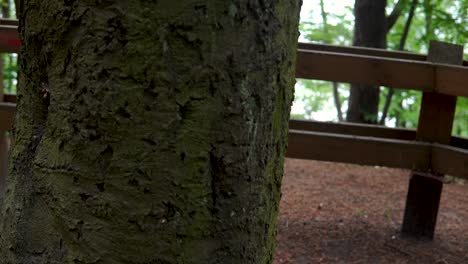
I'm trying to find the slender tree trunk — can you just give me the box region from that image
[380,0,418,125]
[346,0,387,124]
[332,82,344,121]
[386,0,408,33]
[319,0,343,121]
[0,1,301,263]
[319,0,328,33]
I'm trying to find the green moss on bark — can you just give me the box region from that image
[0,1,301,263]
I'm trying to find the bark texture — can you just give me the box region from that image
[346,0,387,124]
[0,1,301,263]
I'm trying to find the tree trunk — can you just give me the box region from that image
[0,1,301,263]
[346,0,387,124]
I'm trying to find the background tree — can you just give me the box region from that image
[346,0,387,124]
[0,1,301,263]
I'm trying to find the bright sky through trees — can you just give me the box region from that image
[300,0,354,41]
[293,1,354,120]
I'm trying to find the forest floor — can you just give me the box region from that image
[274,158,468,264]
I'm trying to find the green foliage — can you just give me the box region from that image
[300,14,353,45]
[1,0,18,94]
[295,1,353,121]
[0,0,16,19]
[294,79,348,121]
[387,0,467,55]
[297,0,468,136]
[379,88,422,128]
[1,54,17,94]
[454,97,468,137]
[385,0,467,132]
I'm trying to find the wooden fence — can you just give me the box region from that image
[290,42,468,179]
[1,19,468,238]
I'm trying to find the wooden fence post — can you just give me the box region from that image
[401,41,464,239]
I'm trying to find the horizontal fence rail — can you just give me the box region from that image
[287,129,468,180]
[298,42,468,67]
[296,49,468,97]
[289,119,468,149]
[287,129,432,171]
[0,18,18,26]
[0,24,20,53]
[432,144,468,180]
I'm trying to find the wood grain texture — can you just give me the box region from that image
[287,130,431,171]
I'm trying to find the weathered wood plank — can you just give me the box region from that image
[416,41,462,146]
[286,129,468,180]
[0,25,20,53]
[296,49,468,97]
[3,94,16,103]
[288,119,468,150]
[296,49,434,91]
[298,42,468,67]
[298,42,427,62]
[289,119,416,140]
[436,64,468,97]
[0,18,18,26]
[286,130,431,171]
[432,144,468,180]
[0,102,16,113]
[416,93,457,143]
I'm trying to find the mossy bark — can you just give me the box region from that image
[0,1,301,263]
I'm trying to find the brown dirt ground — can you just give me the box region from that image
[274,158,468,264]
